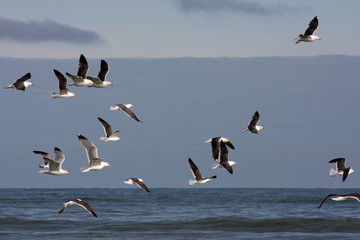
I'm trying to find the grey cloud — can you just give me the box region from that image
[175,0,310,16]
[0,17,102,43]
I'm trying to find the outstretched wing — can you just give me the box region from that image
[304,16,319,36]
[98,117,113,137]
[77,54,89,79]
[77,134,99,163]
[188,158,203,180]
[98,60,109,82]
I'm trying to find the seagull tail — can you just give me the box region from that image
[329,168,338,177]
[240,127,248,133]
[188,179,197,186]
[100,136,108,141]
[109,105,119,111]
[212,162,221,170]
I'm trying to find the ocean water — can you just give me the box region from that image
[1,188,360,239]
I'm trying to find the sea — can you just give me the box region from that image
[1,188,360,240]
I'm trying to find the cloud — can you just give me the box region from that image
[175,0,310,16]
[0,17,102,44]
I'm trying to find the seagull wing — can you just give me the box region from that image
[13,72,31,91]
[53,69,68,93]
[53,147,65,167]
[248,111,260,133]
[188,158,203,180]
[87,76,103,85]
[117,104,142,122]
[77,134,99,164]
[98,60,109,82]
[131,178,150,192]
[318,194,339,209]
[224,140,235,150]
[304,16,319,36]
[219,141,233,174]
[33,150,50,166]
[210,137,221,160]
[77,54,89,79]
[98,117,113,137]
[46,159,61,171]
[58,199,97,217]
[342,168,351,182]
[329,158,346,170]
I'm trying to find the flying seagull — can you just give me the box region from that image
[188,158,216,186]
[39,147,70,175]
[204,137,235,160]
[98,117,120,142]
[33,150,50,168]
[318,193,360,209]
[4,72,33,91]
[241,111,264,134]
[329,158,356,182]
[124,178,150,192]
[58,199,97,218]
[87,59,113,88]
[52,69,76,99]
[77,134,111,172]
[66,54,94,87]
[295,16,322,44]
[110,104,143,123]
[212,141,237,174]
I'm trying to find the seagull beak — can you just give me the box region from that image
[67,172,71,174]
[110,83,114,86]
[234,163,238,165]
[31,84,35,86]
[319,38,322,40]
[109,164,112,167]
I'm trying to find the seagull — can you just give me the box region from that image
[295,16,322,44]
[97,117,120,142]
[33,150,50,168]
[241,111,264,134]
[110,104,143,123]
[329,158,356,182]
[87,59,113,88]
[212,141,237,174]
[124,178,150,192]
[58,198,97,218]
[66,54,94,87]
[77,134,111,172]
[204,137,235,160]
[188,158,216,186]
[4,72,33,91]
[318,193,360,209]
[52,69,76,99]
[39,147,70,175]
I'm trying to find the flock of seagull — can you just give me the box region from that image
[4,16,360,217]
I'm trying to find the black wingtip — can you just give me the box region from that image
[54,146,61,152]
[77,134,87,140]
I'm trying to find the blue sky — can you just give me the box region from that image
[1,0,360,58]
[1,0,360,188]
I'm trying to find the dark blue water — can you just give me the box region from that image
[1,188,360,239]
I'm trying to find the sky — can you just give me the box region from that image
[1,0,360,58]
[1,0,360,188]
